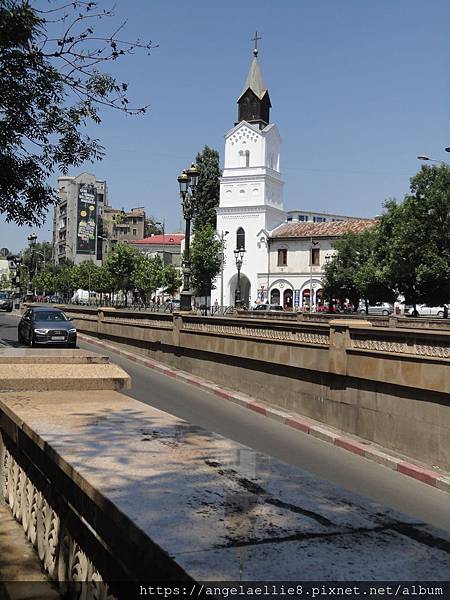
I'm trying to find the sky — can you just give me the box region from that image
[1,0,449,254]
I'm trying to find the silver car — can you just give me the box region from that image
[18,307,77,347]
[407,304,446,318]
[358,302,394,316]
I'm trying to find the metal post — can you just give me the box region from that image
[309,237,313,312]
[180,214,192,311]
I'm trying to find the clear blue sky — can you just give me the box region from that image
[1,0,449,253]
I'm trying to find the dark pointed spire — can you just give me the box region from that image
[236,33,271,129]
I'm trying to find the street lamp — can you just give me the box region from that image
[417,155,449,166]
[178,163,199,312]
[27,234,47,296]
[309,238,319,312]
[233,247,246,308]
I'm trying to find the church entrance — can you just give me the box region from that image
[270,289,280,304]
[229,274,251,308]
[283,289,293,311]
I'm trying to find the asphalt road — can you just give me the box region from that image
[1,311,449,534]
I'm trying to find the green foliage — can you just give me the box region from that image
[192,146,221,231]
[75,260,101,291]
[0,0,155,226]
[190,225,222,298]
[144,216,163,238]
[379,165,450,305]
[31,269,55,294]
[54,264,77,299]
[162,264,181,297]
[103,242,139,304]
[323,164,450,309]
[132,254,164,300]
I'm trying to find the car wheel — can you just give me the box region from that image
[382,310,389,316]
[437,311,444,318]
[358,309,365,314]
[29,333,36,347]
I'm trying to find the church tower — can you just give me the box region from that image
[213,36,286,308]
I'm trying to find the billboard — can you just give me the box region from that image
[76,183,97,254]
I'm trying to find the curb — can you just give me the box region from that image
[81,334,450,494]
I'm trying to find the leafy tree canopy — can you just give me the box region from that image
[190,225,222,299]
[192,146,221,231]
[378,164,450,305]
[0,0,156,226]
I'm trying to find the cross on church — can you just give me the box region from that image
[252,31,261,55]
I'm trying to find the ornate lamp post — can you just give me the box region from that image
[309,237,319,312]
[178,163,199,312]
[27,233,48,296]
[233,247,246,308]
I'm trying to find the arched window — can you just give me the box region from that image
[236,227,245,251]
[239,150,250,167]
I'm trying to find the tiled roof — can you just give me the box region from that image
[271,220,376,239]
[130,234,184,246]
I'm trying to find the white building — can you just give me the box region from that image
[212,46,374,309]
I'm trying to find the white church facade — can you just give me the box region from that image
[211,44,374,309]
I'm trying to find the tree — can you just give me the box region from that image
[132,254,164,303]
[380,165,450,307]
[103,242,138,306]
[31,269,55,295]
[144,216,163,238]
[75,260,101,292]
[192,146,221,231]
[0,0,156,226]
[54,263,77,300]
[190,225,222,310]
[162,264,181,299]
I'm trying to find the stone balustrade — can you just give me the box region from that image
[54,306,450,469]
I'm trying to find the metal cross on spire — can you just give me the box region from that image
[252,31,261,56]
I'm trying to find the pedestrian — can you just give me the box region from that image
[213,298,219,313]
[444,304,449,319]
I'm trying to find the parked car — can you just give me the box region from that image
[46,295,64,304]
[253,304,284,312]
[358,302,394,316]
[407,304,447,318]
[0,291,13,312]
[18,307,77,347]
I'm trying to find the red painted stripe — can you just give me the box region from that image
[214,390,233,400]
[397,462,438,486]
[286,418,310,433]
[335,438,367,456]
[249,403,267,415]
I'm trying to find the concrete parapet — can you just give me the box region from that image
[0,348,130,392]
[2,390,450,588]
[61,307,450,469]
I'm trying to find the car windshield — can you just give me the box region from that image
[33,310,67,322]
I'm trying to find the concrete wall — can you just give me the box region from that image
[64,307,450,469]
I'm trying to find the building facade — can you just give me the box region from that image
[53,172,108,265]
[129,233,184,267]
[101,206,146,258]
[211,46,374,309]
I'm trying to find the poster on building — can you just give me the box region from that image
[76,183,97,254]
[294,289,301,308]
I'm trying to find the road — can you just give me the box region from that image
[1,311,449,535]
